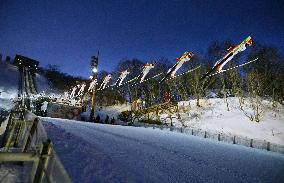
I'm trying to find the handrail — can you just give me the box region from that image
[0,109,72,183]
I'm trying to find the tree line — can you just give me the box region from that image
[40,41,284,111]
[95,41,284,109]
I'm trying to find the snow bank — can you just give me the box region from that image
[174,98,284,145]
[81,103,131,121]
[95,97,284,146]
[95,104,131,119]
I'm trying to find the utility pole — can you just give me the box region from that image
[89,52,99,121]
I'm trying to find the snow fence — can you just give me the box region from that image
[133,122,284,155]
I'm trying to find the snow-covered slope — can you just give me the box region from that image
[170,98,284,145]
[93,98,284,146]
[0,62,19,110]
[35,73,59,95]
[42,118,284,183]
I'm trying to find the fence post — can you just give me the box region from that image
[267,142,271,151]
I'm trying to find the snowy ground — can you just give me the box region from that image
[172,98,284,145]
[87,98,284,146]
[42,117,284,183]
[81,103,131,121]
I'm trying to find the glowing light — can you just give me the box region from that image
[89,76,93,79]
[92,67,98,73]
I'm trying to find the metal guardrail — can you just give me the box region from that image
[0,108,72,183]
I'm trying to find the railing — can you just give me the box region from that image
[0,107,72,183]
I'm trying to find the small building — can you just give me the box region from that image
[14,55,39,72]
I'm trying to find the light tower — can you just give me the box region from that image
[89,52,99,121]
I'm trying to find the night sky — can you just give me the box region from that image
[0,0,283,78]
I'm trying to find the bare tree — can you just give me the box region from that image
[246,71,265,122]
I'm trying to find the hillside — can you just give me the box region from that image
[174,98,284,145]
[35,72,59,95]
[94,97,284,146]
[0,62,19,110]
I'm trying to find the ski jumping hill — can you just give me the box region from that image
[0,62,19,110]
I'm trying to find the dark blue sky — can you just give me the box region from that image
[0,0,283,78]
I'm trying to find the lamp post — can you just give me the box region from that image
[89,53,99,121]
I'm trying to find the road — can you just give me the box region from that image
[41,118,284,183]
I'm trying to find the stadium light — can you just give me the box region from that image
[92,67,98,73]
[89,52,99,121]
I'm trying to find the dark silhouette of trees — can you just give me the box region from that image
[246,43,284,102]
[40,64,86,91]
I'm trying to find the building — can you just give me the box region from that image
[14,55,39,72]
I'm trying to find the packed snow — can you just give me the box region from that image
[42,117,284,183]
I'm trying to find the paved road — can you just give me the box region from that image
[42,118,284,183]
